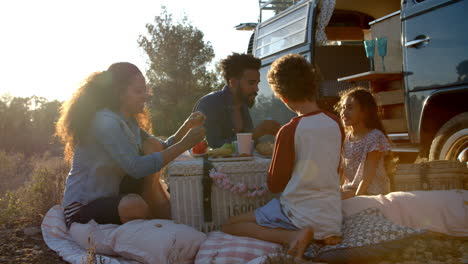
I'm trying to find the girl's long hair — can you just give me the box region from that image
[56,62,151,162]
[335,87,397,179]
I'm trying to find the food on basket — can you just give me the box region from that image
[207,147,233,157]
[256,141,274,156]
[207,142,255,159]
[192,141,208,154]
[220,142,236,153]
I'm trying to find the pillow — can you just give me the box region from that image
[195,231,281,264]
[342,190,468,237]
[305,208,426,264]
[69,220,118,256]
[381,190,467,237]
[105,219,207,264]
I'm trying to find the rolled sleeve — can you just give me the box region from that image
[165,135,175,147]
[140,129,174,148]
[94,113,164,179]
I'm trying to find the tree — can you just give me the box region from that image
[138,7,221,136]
[0,95,62,156]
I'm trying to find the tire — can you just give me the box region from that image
[429,112,468,161]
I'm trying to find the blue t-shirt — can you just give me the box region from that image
[193,86,253,148]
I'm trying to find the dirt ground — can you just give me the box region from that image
[0,219,66,264]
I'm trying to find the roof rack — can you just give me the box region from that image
[259,0,299,22]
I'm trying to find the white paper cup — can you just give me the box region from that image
[237,133,253,154]
[234,139,255,154]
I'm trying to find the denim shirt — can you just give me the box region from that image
[62,109,173,207]
[193,86,253,148]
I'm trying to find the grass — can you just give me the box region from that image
[0,151,69,225]
[82,237,107,264]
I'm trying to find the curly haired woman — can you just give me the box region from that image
[56,62,205,228]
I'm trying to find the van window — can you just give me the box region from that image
[255,5,309,58]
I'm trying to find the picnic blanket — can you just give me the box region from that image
[41,205,206,264]
[41,205,137,264]
[42,190,467,263]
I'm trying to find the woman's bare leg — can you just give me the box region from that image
[118,193,149,223]
[141,137,171,219]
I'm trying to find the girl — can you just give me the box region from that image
[56,62,206,228]
[336,87,393,200]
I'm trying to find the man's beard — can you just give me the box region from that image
[235,86,257,108]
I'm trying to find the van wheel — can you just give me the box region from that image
[429,112,468,162]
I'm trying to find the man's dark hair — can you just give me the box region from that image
[220,53,261,83]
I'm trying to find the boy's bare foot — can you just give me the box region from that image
[323,236,342,245]
[287,228,313,258]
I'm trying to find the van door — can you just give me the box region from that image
[401,0,468,142]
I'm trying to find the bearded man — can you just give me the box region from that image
[193,53,281,148]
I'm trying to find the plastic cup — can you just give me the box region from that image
[234,140,254,154]
[237,133,253,154]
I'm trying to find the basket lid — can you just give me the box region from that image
[168,158,271,176]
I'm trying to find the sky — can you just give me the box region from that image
[0,0,261,101]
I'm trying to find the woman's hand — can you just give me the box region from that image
[181,126,206,149]
[171,112,206,145]
[184,111,206,129]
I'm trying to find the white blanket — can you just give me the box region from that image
[41,205,138,264]
[41,205,206,264]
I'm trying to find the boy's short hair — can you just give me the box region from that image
[220,53,261,83]
[267,54,318,102]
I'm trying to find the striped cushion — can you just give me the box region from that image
[195,231,281,264]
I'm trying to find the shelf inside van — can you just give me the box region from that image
[337,71,402,82]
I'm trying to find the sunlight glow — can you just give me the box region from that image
[0,0,258,101]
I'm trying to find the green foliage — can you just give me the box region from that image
[0,95,62,155]
[0,150,31,194]
[0,153,69,224]
[138,6,222,136]
[0,191,22,223]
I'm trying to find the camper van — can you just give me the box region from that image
[243,0,468,161]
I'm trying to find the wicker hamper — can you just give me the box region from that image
[392,160,468,192]
[166,157,275,232]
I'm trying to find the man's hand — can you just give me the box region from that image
[185,111,206,129]
[253,120,281,139]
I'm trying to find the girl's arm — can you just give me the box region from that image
[355,150,383,196]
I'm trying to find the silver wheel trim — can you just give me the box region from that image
[439,128,468,161]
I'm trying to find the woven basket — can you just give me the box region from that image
[392,160,468,191]
[166,158,275,232]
